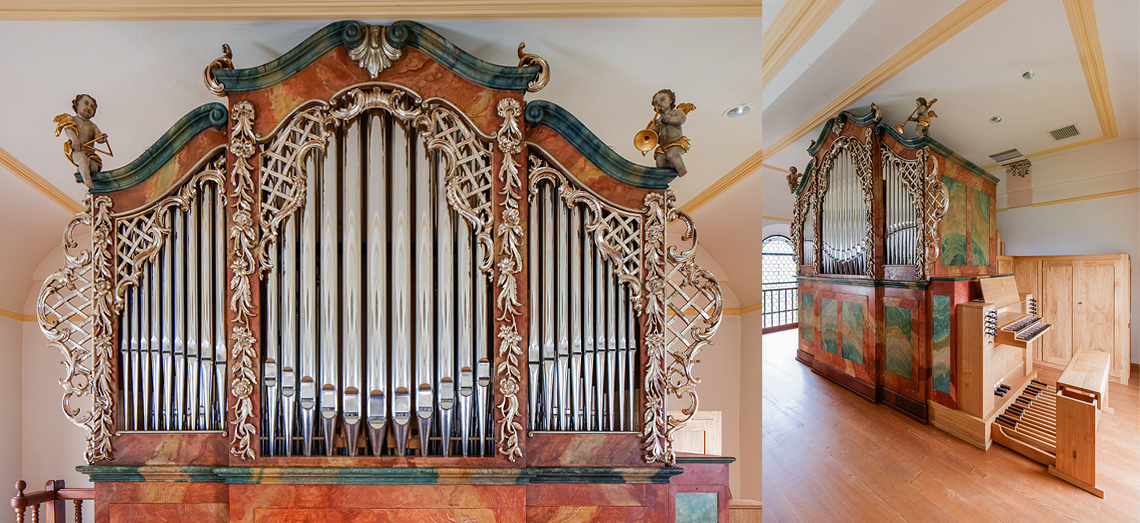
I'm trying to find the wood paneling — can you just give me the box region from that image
[669,411,723,456]
[1042,261,1074,366]
[1075,260,1115,357]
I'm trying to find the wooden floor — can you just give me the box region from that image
[762,329,1140,522]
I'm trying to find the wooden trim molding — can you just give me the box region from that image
[762,215,792,222]
[0,1,762,20]
[0,146,84,215]
[996,188,1138,212]
[761,0,842,88]
[765,0,1006,160]
[762,163,790,174]
[0,307,36,322]
[1064,0,1116,140]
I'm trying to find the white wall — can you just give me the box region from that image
[998,192,1140,363]
[690,315,743,494]
[738,310,763,503]
[0,316,23,490]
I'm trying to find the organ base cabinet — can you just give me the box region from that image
[35,21,730,522]
[1005,254,1131,385]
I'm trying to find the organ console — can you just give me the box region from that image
[36,21,729,521]
[793,105,1107,496]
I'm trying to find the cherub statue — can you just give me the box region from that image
[54,94,112,188]
[786,166,802,192]
[897,97,938,138]
[650,89,695,177]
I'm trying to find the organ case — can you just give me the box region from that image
[36,21,727,522]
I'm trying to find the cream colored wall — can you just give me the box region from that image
[0,316,24,489]
[689,315,742,494]
[738,310,763,502]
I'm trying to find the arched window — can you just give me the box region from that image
[762,235,799,329]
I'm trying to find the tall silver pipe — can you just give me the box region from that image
[475,239,491,454]
[213,186,226,432]
[593,244,605,431]
[540,183,556,430]
[199,191,214,432]
[299,152,319,455]
[569,204,583,430]
[626,294,637,429]
[342,120,363,456]
[319,141,340,455]
[555,195,570,431]
[146,261,158,431]
[582,218,596,432]
[186,198,200,431]
[280,216,298,455]
[122,289,134,430]
[161,211,174,431]
[615,278,627,431]
[606,261,617,431]
[457,217,474,455]
[414,137,434,456]
[173,209,186,432]
[264,239,279,454]
[391,121,412,456]
[527,188,541,431]
[365,113,389,456]
[436,154,456,457]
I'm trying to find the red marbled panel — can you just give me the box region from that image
[109,503,228,523]
[881,287,929,402]
[255,508,500,523]
[526,506,656,523]
[526,483,661,507]
[228,484,526,523]
[526,125,658,211]
[109,130,226,213]
[109,433,228,466]
[95,482,228,523]
[930,158,998,278]
[671,459,732,522]
[524,433,648,467]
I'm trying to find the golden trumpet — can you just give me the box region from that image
[634,117,658,155]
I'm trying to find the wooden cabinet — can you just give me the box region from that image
[1010,254,1131,385]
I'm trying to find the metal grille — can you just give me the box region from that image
[762,235,798,328]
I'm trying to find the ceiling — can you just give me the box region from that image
[761,0,1139,229]
[0,6,763,313]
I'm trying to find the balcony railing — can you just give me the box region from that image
[11,480,93,523]
[761,284,799,330]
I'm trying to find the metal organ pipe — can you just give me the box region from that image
[365,113,388,457]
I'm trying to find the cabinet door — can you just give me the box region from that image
[1075,260,1116,366]
[1013,259,1040,298]
[1041,261,1073,366]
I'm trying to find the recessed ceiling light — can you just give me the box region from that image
[990,116,1002,123]
[723,104,751,118]
[1022,70,1036,80]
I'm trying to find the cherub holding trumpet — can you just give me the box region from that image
[895,97,938,138]
[636,89,695,177]
[54,94,112,188]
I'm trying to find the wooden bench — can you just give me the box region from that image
[1049,349,1111,497]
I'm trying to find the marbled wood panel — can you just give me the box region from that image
[675,492,718,523]
[820,298,839,356]
[930,294,953,399]
[969,187,990,266]
[109,433,228,466]
[109,503,228,523]
[95,483,228,523]
[881,290,928,403]
[527,506,657,523]
[931,160,997,278]
[801,293,815,342]
[884,305,912,379]
[524,433,646,467]
[252,456,507,468]
[526,125,656,210]
[229,484,526,523]
[671,460,730,522]
[526,483,662,507]
[110,132,226,212]
[840,302,864,364]
[940,175,968,267]
[256,508,499,523]
[242,47,501,139]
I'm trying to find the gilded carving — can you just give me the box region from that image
[348,24,403,79]
[640,192,669,464]
[228,100,259,460]
[494,98,525,461]
[204,44,235,97]
[516,43,550,93]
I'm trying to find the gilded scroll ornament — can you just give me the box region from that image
[516,43,550,93]
[204,44,235,97]
[229,100,259,460]
[494,98,525,461]
[640,192,670,464]
[663,205,723,454]
[348,24,403,79]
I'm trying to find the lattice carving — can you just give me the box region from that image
[882,146,931,279]
[663,204,723,458]
[527,154,644,306]
[815,135,876,278]
[257,106,329,272]
[113,158,226,307]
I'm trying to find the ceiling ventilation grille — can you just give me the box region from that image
[1048,124,1080,141]
[989,148,1023,164]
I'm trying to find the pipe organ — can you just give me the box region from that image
[794,105,1105,495]
[37,21,730,522]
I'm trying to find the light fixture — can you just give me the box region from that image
[1022,70,1036,80]
[723,103,751,118]
[990,116,1002,123]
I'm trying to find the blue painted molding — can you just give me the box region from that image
[792,159,813,196]
[525,100,677,189]
[84,103,228,194]
[676,455,736,464]
[77,465,225,483]
[212,20,543,94]
[806,108,880,156]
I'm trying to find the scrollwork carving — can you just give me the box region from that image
[640,192,670,464]
[348,24,403,79]
[494,98,525,461]
[228,100,259,460]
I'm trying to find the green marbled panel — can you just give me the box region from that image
[932,295,953,395]
[675,492,718,523]
[940,175,968,266]
[801,294,815,342]
[884,306,913,379]
[821,298,839,355]
[970,188,991,266]
[841,302,864,364]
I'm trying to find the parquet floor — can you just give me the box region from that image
[762,329,1140,522]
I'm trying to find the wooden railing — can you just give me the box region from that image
[10,480,93,523]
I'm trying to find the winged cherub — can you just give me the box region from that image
[650,89,695,177]
[54,94,112,188]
